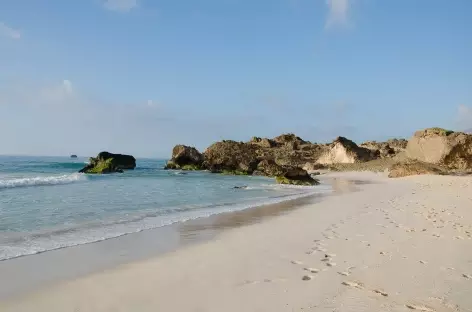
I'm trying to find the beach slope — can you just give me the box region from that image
[2,172,472,312]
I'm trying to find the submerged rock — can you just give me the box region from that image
[79,152,136,174]
[406,128,472,169]
[165,145,204,170]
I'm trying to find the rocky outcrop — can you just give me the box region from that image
[203,140,259,174]
[386,138,408,151]
[388,161,446,178]
[273,133,307,145]
[165,145,204,170]
[276,167,319,186]
[249,137,276,148]
[79,152,136,174]
[359,139,407,159]
[70,155,78,158]
[316,137,377,165]
[254,159,285,177]
[406,128,472,169]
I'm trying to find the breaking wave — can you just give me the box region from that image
[0,173,86,189]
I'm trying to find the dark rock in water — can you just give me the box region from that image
[165,145,204,170]
[276,166,319,186]
[79,152,136,174]
[70,155,78,158]
[233,185,248,189]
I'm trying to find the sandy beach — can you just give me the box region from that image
[1,172,472,312]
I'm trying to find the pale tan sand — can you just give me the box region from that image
[2,172,472,312]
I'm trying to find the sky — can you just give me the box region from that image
[0,0,471,157]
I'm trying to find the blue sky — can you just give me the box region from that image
[0,0,471,157]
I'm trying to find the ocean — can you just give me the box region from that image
[0,156,330,261]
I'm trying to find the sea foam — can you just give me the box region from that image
[0,173,85,189]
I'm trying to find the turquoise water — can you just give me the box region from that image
[0,156,329,261]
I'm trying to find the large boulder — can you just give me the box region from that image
[316,137,377,165]
[255,159,285,176]
[79,152,136,174]
[276,167,319,186]
[203,140,259,174]
[406,128,472,169]
[165,145,204,170]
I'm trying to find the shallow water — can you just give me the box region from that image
[0,156,330,260]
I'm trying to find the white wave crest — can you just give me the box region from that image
[0,173,85,189]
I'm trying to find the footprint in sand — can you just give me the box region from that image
[291,260,303,265]
[405,304,435,311]
[341,280,364,289]
[304,268,320,274]
[419,260,427,264]
[462,273,472,279]
[372,289,389,297]
[326,262,336,267]
[302,275,313,281]
[337,271,350,276]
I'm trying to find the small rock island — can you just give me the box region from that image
[79,152,136,174]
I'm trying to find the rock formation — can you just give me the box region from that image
[406,128,472,169]
[165,145,204,170]
[203,140,259,174]
[165,135,324,185]
[79,152,136,174]
[70,155,78,158]
[254,159,285,177]
[276,167,319,186]
[316,137,376,165]
[388,160,445,178]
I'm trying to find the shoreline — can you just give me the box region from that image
[0,176,342,300]
[2,172,472,311]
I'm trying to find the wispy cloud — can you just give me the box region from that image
[103,0,138,12]
[0,22,21,39]
[325,0,350,29]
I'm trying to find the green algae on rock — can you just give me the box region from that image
[79,152,136,174]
